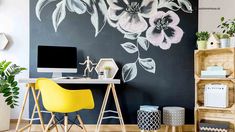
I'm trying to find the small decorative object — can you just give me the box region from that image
[207,33,220,49]
[98,71,104,79]
[163,107,185,132]
[218,17,235,47]
[196,31,210,50]
[79,56,97,77]
[95,58,119,79]
[137,109,161,132]
[0,33,9,50]
[219,34,230,48]
[199,120,229,132]
[103,66,111,79]
[201,66,231,78]
[204,84,228,108]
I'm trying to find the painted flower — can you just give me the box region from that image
[107,0,157,34]
[146,11,184,50]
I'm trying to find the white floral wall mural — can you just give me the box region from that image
[35,0,193,82]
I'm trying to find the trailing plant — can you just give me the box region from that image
[0,60,26,108]
[196,31,210,41]
[218,17,235,37]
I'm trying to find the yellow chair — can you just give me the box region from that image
[36,78,95,132]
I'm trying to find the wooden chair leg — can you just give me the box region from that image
[52,114,59,132]
[44,114,55,132]
[165,125,169,132]
[77,114,87,132]
[172,126,176,132]
[64,114,68,132]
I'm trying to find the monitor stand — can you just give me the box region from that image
[52,72,62,78]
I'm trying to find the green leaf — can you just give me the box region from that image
[7,76,14,83]
[5,96,12,102]
[3,92,11,97]
[13,96,19,99]
[11,81,17,87]
[13,92,19,95]
[7,100,13,105]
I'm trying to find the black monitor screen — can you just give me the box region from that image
[37,46,77,68]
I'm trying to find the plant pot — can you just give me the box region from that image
[230,37,235,47]
[220,39,229,48]
[0,94,10,131]
[104,70,110,79]
[197,41,207,50]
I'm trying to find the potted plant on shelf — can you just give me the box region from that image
[0,60,26,131]
[219,34,230,48]
[218,17,235,47]
[196,31,210,50]
[103,66,112,79]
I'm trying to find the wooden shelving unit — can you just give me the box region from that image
[194,48,235,132]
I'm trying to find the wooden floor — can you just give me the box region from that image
[6,122,195,132]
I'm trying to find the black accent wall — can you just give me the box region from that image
[30,0,198,124]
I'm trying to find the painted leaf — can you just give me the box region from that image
[124,33,139,40]
[178,0,192,13]
[164,2,180,11]
[83,0,92,7]
[139,58,156,73]
[90,0,107,37]
[121,42,138,54]
[122,63,137,82]
[36,0,56,21]
[52,1,66,32]
[137,37,149,51]
[66,0,87,14]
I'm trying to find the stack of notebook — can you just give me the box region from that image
[139,105,159,112]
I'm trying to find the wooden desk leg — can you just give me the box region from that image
[111,84,126,132]
[95,84,112,132]
[28,91,41,132]
[15,86,30,131]
[31,88,45,131]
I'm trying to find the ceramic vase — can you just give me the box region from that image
[230,37,235,47]
[197,41,207,50]
[0,94,10,131]
[220,39,229,48]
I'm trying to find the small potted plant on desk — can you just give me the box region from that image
[218,17,235,47]
[196,31,210,50]
[103,66,112,79]
[0,60,26,131]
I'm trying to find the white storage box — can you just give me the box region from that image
[204,84,229,108]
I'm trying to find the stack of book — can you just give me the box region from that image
[139,105,159,112]
[201,66,231,78]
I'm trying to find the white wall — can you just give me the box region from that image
[0,0,29,119]
[199,0,235,31]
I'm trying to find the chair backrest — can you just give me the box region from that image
[36,78,95,113]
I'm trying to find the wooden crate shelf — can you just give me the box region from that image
[195,48,235,132]
[195,79,235,109]
[194,48,235,78]
[195,109,235,132]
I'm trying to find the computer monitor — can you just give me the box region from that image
[37,45,77,78]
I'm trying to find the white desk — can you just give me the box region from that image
[16,78,126,132]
